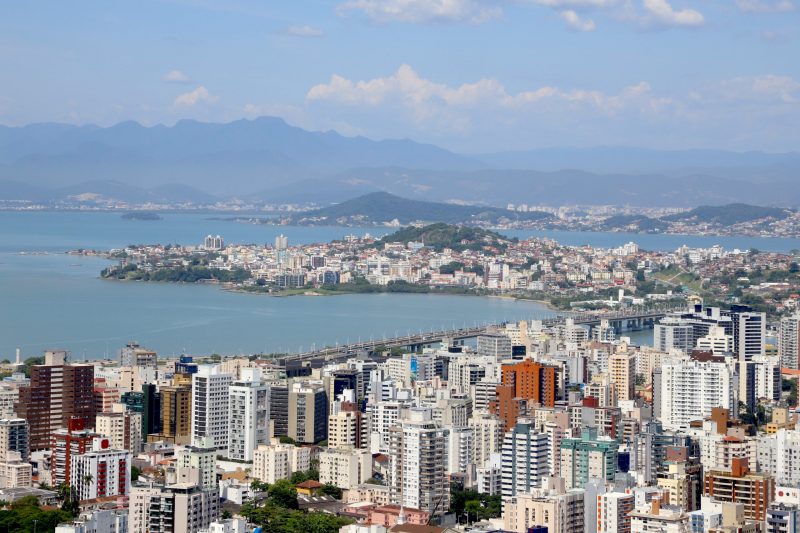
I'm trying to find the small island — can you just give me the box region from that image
[121,212,162,221]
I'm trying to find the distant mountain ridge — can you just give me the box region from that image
[0,118,480,195]
[0,117,799,207]
[287,192,553,225]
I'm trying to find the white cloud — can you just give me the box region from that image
[286,25,324,36]
[336,0,502,23]
[532,0,615,6]
[163,70,192,84]
[642,0,704,26]
[560,9,596,30]
[306,64,664,128]
[736,0,794,12]
[719,75,800,103]
[173,86,218,107]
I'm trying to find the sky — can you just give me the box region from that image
[1,0,799,152]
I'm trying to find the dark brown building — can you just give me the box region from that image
[15,350,95,451]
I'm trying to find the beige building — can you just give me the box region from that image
[345,483,391,506]
[502,477,584,533]
[609,352,636,402]
[96,407,143,454]
[287,382,328,444]
[0,451,32,488]
[469,411,503,468]
[328,408,365,449]
[656,461,701,512]
[220,357,255,379]
[252,440,311,484]
[319,447,371,489]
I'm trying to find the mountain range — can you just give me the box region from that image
[1,117,799,207]
[286,192,553,225]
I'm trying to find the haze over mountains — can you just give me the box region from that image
[1,117,799,208]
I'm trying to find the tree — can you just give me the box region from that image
[131,466,141,482]
[319,483,342,499]
[57,483,79,517]
[290,471,309,485]
[251,479,270,493]
[268,479,299,509]
[0,495,75,532]
[465,500,481,525]
[221,509,232,519]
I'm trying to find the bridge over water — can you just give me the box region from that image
[279,305,685,366]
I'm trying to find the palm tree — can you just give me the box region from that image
[83,474,93,486]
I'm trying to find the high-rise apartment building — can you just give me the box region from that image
[191,365,232,451]
[287,382,327,444]
[70,437,131,501]
[252,440,311,484]
[319,447,371,489]
[0,418,29,461]
[779,314,800,370]
[598,492,635,533]
[560,427,619,489]
[697,326,734,355]
[654,321,694,353]
[388,409,450,514]
[477,334,512,360]
[16,350,95,451]
[469,411,503,468]
[609,352,636,402]
[500,419,551,500]
[659,357,738,431]
[177,437,217,490]
[52,417,101,487]
[227,368,270,461]
[119,342,158,368]
[726,306,766,362]
[704,458,774,521]
[96,407,143,455]
[269,385,289,438]
[129,477,219,533]
[154,385,191,445]
[490,359,558,430]
[757,429,800,487]
[328,401,366,449]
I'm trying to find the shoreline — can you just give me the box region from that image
[101,276,566,311]
[1,208,796,240]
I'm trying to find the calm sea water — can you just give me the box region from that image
[6,210,787,359]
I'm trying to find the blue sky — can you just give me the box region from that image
[1,0,799,152]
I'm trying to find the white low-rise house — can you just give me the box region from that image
[55,509,128,533]
[218,477,251,505]
[198,517,247,533]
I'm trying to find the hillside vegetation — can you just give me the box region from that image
[289,192,552,226]
[375,223,514,252]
